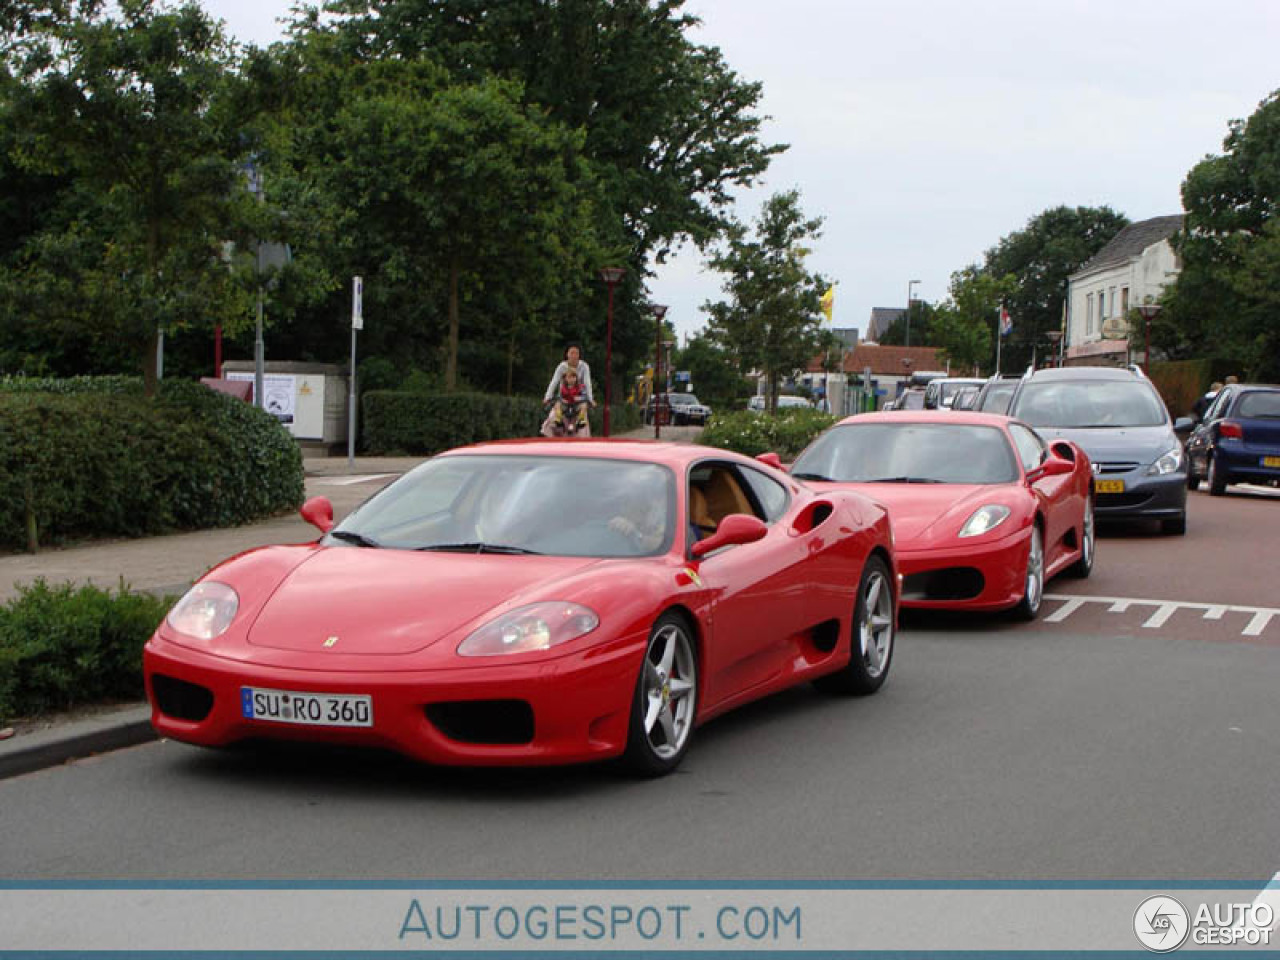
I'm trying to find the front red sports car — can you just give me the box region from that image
[145,440,900,773]
[790,411,1093,618]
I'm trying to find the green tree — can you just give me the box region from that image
[3,0,256,394]
[877,300,937,346]
[982,205,1129,371]
[1165,89,1280,380]
[674,332,753,410]
[703,190,828,412]
[927,267,1014,373]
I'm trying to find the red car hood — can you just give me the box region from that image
[247,548,601,655]
[835,483,1014,547]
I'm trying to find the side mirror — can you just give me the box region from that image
[1025,456,1073,484]
[300,496,335,534]
[755,452,784,471]
[1173,416,1195,437]
[691,513,768,558]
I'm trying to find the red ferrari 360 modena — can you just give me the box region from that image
[789,412,1094,619]
[144,440,897,776]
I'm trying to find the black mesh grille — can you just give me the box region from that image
[151,674,214,722]
[426,700,535,745]
[902,567,985,601]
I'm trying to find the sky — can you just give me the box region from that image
[199,0,1280,341]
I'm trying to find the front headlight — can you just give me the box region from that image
[457,602,599,657]
[166,582,239,640]
[1146,445,1184,476]
[958,505,1012,538]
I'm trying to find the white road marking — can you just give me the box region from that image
[312,474,398,486]
[1045,597,1086,623]
[1044,593,1280,638]
[1143,604,1179,629]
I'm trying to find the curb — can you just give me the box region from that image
[0,704,156,780]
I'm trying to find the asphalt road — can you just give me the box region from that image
[2,485,1278,880]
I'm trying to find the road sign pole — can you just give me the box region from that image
[348,276,363,469]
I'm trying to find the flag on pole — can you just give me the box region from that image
[820,285,835,322]
[999,304,1013,337]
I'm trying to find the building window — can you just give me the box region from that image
[1086,294,1094,335]
[1121,287,1129,317]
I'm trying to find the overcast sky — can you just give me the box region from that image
[201,0,1280,340]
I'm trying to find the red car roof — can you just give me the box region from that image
[836,411,1016,428]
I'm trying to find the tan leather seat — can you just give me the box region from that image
[703,469,753,524]
[689,486,716,537]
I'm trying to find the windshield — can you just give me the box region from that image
[1237,390,1280,419]
[977,382,1016,414]
[329,455,675,557]
[941,381,982,402]
[1012,380,1167,428]
[792,423,1019,484]
[669,394,699,405]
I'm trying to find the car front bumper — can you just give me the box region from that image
[1093,469,1186,520]
[144,631,645,766]
[896,525,1032,612]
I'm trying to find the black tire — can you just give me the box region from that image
[1011,524,1045,621]
[1067,498,1095,578]
[814,555,894,696]
[1162,514,1187,536]
[622,612,698,777]
[1207,452,1228,496]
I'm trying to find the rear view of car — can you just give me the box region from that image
[1186,384,1280,494]
[1006,366,1190,535]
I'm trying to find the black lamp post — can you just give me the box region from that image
[598,267,626,436]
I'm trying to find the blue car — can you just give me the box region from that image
[1186,384,1280,495]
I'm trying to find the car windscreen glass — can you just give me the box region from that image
[329,455,675,557]
[1237,391,1280,419]
[791,423,1019,484]
[977,382,1016,414]
[1012,381,1167,428]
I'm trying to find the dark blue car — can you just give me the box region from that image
[1186,384,1280,495]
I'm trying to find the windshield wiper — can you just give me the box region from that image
[416,542,543,555]
[791,471,834,482]
[867,476,945,484]
[329,530,383,548]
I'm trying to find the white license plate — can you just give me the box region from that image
[241,687,373,727]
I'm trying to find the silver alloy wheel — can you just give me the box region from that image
[859,567,894,680]
[642,622,696,760]
[1024,526,1044,612]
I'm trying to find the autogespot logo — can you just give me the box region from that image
[1134,895,1190,952]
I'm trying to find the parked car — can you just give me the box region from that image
[885,388,925,411]
[790,411,1093,620]
[1004,365,1192,535]
[923,377,985,410]
[645,392,711,425]
[747,395,811,413]
[145,440,897,776]
[972,376,1019,415]
[950,386,980,411]
[1186,383,1280,495]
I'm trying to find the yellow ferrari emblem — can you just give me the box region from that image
[683,568,703,588]
[323,635,339,648]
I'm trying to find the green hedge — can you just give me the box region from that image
[0,580,172,721]
[1149,358,1238,419]
[361,391,641,455]
[699,408,838,459]
[0,377,304,550]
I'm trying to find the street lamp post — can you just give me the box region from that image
[652,304,668,439]
[1135,304,1161,373]
[906,280,921,347]
[598,267,626,437]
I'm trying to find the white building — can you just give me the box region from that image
[1064,215,1183,367]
